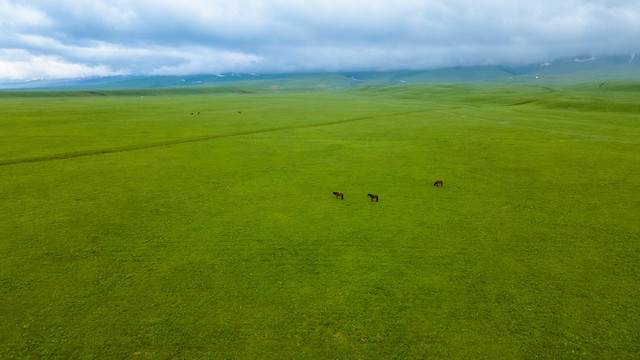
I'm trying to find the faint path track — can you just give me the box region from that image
[0,110,425,166]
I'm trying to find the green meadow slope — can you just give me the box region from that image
[1,84,639,358]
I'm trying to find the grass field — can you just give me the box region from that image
[1,83,639,359]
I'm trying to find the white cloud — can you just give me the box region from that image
[1,0,639,80]
[0,0,52,28]
[0,49,124,79]
[147,47,264,75]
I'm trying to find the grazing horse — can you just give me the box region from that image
[333,192,344,200]
[433,180,443,187]
[367,194,379,202]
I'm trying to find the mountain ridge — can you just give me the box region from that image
[1,55,638,91]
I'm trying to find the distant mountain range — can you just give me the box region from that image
[2,55,638,91]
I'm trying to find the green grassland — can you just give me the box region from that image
[1,83,639,359]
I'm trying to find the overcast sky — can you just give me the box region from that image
[1,0,639,80]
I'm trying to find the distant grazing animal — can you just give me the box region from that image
[367,194,379,202]
[333,192,344,200]
[433,180,443,187]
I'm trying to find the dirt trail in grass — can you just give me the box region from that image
[0,110,425,166]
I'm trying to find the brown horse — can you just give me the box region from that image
[367,194,379,202]
[433,180,443,187]
[333,192,344,199]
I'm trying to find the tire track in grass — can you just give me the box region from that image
[0,110,426,166]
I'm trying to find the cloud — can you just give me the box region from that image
[1,0,639,80]
[146,47,264,76]
[0,0,52,28]
[0,49,124,80]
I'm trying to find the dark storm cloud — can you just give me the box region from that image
[1,0,639,80]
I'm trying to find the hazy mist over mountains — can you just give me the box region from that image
[2,54,638,91]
